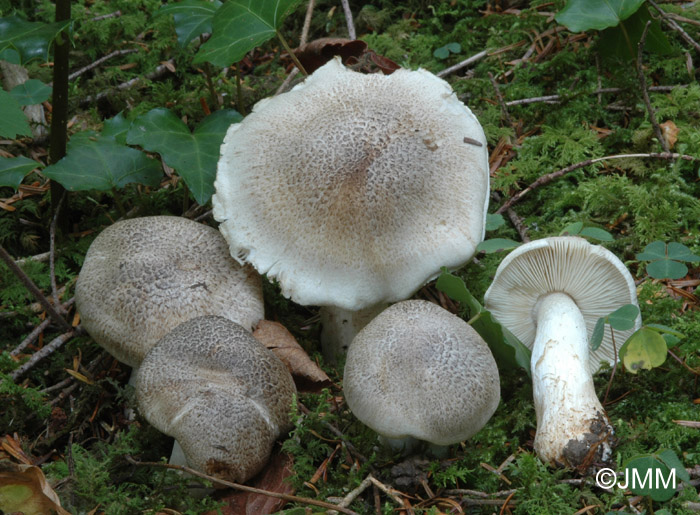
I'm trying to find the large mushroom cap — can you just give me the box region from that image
[75,216,264,367]
[483,236,641,374]
[214,58,489,311]
[135,315,296,483]
[343,300,500,446]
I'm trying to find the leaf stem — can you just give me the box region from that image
[276,30,307,76]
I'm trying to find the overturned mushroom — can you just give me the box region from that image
[213,58,489,361]
[483,236,641,469]
[75,216,264,370]
[343,300,500,453]
[135,315,296,483]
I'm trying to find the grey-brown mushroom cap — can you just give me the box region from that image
[343,300,500,446]
[213,58,489,311]
[134,315,296,483]
[75,216,264,367]
[483,236,641,375]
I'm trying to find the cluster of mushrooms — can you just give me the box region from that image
[74,58,642,485]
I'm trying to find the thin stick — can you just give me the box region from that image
[368,476,404,506]
[333,474,373,510]
[300,0,316,47]
[602,327,619,406]
[495,152,699,214]
[491,192,530,242]
[505,85,684,107]
[90,10,121,22]
[648,0,700,53]
[488,72,515,131]
[275,66,300,95]
[80,59,176,105]
[277,31,308,76]
[11,329,78,381]
[437,49,489,78]
[0,245,72,332]
[124,456,358,515]
[340,0,356,40]
[49,192,65,312]
[67,49,138,82]
[11,318,52,356]
[637,21,670,153]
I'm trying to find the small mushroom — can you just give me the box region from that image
[483,236,641,468]
[134,315,296,483]
[213,58,489,361]
[343,300,500,453]
[75,216,264,370]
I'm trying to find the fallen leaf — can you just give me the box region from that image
[660,120,679,149]
[253,320,330,392]
[0,461,70,515]
[294,38,399,75]
[0,435,33,465]
[208,451,295,515]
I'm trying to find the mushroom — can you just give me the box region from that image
[134,315,296,483]
[75,216,264,373]
[343,300,500,453]
[213,58,489,361]
[483,236,641,468]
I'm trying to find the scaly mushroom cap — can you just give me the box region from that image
[344,300,500,445]
[135,315,296,483]
[213,58,489,311]
[483,236,641,374]
[75,216,264,367]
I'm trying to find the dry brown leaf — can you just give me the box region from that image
[660,120,679,149]
[0,435,33,465]
[208,452,295,515]
[253,320,330,392]
[0,461,70,515]
[294,38,399,75]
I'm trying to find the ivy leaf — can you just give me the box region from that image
[436,269,531,375]
[194,0,304,67]
[9,79,51,106]
[159,0,223,47]
[0,89,31,138]
[619,327,667,374]
[101,113,132,145]
[126,108,242,204]
[0,15,71,64]
[476,238,520,254]
[598,7,672,60]
[0,156,39,189]
[555,0,646,32]
[42,135,162,191]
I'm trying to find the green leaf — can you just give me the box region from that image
[126,108,242,204]
[159,0,223,47]
[623,454,677,501]
[436,269,531,375]
[636,240,667,261]
[607,304,640,331]
[579,226,614,241]
[555,0,646,32]
[445,42,461,53]
[476,238,520,254]
[433,46,449,60]
[0,47,20,64]
[646,259,687,280]
[42,135,162,191]
[0,15,71,64]
[0,156,39,189]
[666,242,700,263]
[560,221,583,235]
[9,79,51,106]
[657,449,690,482]
[590,317,605,351]
[598,7,672,60]
[0,89,31,138]
[645,323,684,339]
[619,327,667,374]
[194,0,304,67]
[101,113,132,145]
[485,213,506,231]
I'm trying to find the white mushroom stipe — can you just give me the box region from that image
[213,58,489,361]
[484,236,641,469]
[319,303,387,362]
[530,293,613,467]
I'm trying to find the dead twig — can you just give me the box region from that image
[67,49,138,82]
[80,59,176,106]
[90,10,121,22]
[125,456,359,515]
[11,328,81,381]
[495,153,699,214]
[49,192,65,312]
[491,192,530,242]
[505,85,684,107]
[300,0,315,47]
[10,317,52,356]
[368,476,404,506]
[0,245,72,332]
[437,49,489,78]
[648,0,700,54]
[330,474,374,512]
[340,0,356,40]
[637,21,670,153]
